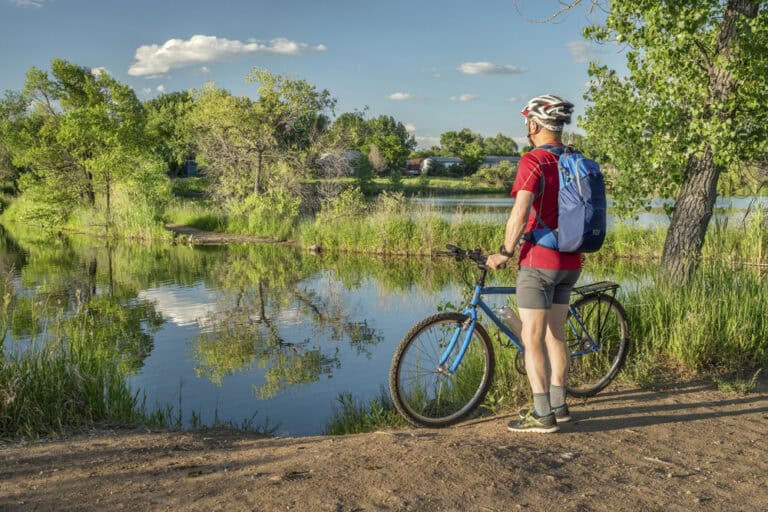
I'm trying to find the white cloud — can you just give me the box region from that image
[513,136,530,147]
[141,88,152,96]
[450,94,478,102]
[404,123,416,132]
[90,67,110,78]
[200,66,210,73]
[128,35,327,77]
[458,62,527,75]
[15,0,47,7]
[156,84,166,93]
[415,135,440,148]
[567,41,606,64]
[506,96,520,103]
[388,92,417,101]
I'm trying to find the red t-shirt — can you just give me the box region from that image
[511,145,582,270]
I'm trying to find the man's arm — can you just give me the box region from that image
[487,190,534,270]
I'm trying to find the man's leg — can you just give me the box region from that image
[545,303,570,416]
[545,303,570,390]
[508,267,559,432]
[518,307,550,396]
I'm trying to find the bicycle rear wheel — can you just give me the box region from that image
[566,294,629,397]
[389,312,495,427]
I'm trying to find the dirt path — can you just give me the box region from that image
[2,379,767,512]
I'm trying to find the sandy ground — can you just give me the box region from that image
[2,379,767,512]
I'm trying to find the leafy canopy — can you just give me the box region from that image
[582,0,768,215]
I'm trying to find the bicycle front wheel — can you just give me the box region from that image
[566,294,629,398]
[389,312,495,427]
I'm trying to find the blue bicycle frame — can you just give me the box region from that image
[438,282,601,375]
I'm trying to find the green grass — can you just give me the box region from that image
[324,389,408,435]
[171,176,211,197]
[164,198,228,231]
[712,369,762,395]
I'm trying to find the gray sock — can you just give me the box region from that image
[550,385,566,409]
[533,393,551,417]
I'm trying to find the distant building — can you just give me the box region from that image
[481,155,521,168]
[405,157,426,175]
[420,157,464,174]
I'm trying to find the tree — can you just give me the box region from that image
[483,133,519,156]
[362,115,416,174]
[4,59,165,229]
[144,91,196,176]
[439,128,485,173]
[0,91,27,193]
[582,0,767,282]
[191,69,335,199]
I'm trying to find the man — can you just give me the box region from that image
[486,94,581,433]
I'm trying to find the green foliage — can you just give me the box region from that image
[471,160,518,189]
[227,188,301,240]
[483,133,519,156]
[582,1,768,216]
[351,155,376,195]
[320,186,368,220]
[191,69,336,201]
[440,128,484,173]
[144,91,196,176]
[0,59,167,234]
[331,112,416,175]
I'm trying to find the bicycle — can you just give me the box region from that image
[389,244,629,427]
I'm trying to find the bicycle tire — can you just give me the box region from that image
[566,294,629,398]
[389,312,495,427]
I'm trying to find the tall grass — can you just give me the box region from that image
[622,260,768,377]
[164,198,228,231]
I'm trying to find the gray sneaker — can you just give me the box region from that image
[507,409,559,433]
[519,404,571,423]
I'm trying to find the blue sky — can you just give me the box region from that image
[1,0,625,147]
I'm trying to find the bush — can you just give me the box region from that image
[227,189,301,240]
[471,161,517,189]
[320,186,368,221]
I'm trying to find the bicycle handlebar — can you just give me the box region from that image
[444,244,505,270]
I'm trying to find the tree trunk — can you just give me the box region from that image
[661,146,721,282]
[254,151,263,196]
[84,169,96,206]
[660,0,758,284]
[105,172,111,237]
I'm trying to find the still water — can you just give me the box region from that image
[0,227,645,436]
[410,195,768,227]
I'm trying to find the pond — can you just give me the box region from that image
[0,226,646,436]
[409,195,768,228]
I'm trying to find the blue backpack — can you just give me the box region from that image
[523,145,607,253]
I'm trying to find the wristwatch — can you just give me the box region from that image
[499,244,514,257]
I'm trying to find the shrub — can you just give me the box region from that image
[227,189,301,240]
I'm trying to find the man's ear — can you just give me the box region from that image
[528,119,540,133]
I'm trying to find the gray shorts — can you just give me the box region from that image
[516,266,581,309]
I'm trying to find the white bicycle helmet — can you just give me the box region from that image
[521,94,574,131]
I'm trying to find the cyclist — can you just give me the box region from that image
[486,94,580,433]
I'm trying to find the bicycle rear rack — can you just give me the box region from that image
[573,280,619,298]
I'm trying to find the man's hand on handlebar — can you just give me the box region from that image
[486,253,511,270]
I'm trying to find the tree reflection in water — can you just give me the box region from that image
[192,245,385,399]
